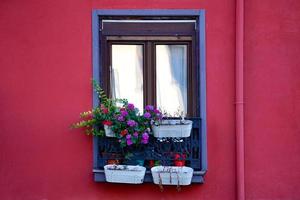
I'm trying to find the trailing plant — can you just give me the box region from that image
[71,80,163,148]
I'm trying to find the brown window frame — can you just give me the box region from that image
[101,21,199,117]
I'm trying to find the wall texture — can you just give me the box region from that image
[244,0,300,199]
[0,0,299,199]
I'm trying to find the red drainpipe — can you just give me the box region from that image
[236,0,245,199]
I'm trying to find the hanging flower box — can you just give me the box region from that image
[151,120,193,138]
[151,166,194,186]
[104,125,115,137]
[104,165,146,184]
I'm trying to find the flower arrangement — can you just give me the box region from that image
[71,80,163,148]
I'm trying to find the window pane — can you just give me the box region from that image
[156,45,187,116]
[111,45,144,111]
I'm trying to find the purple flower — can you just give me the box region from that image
[133,132,139,137]
[143,112,151,119]
[140,132,149,144]
[126,134,131,139]
[154,109,161,114]
[145,105,154,111]
[127,139,133,146]
[127,120,137,127]
[117,115,125,121]
[127,103,135,110]
[142,132,149,140]
[121,110,128,117]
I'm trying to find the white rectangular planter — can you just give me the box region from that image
[151,166,193,186]
[104,165,146,184]
[104,125,115,137]
[151,120,193,138]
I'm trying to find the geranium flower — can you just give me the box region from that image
[133,132,139,137]
[102,108,109,114]
[145,105,154,111]
[142,132,149,140]
[143,112,151,119]
[126,134,131,139]
[154,109,161,114]
[102,120,112,126]
[121,110,128,117]
[126,139,133,146]
[127,103,135,110]
[141,132,149,144]
[117,115,125,121]
[120,129,128,136]
[127,120,137,127]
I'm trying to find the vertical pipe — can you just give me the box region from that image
[236,0,245,199]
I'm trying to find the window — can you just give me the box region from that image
[92,10,207,183]
[101,21,198,116]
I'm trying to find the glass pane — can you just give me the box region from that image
[111,45,144,111]
[156,45,188,116]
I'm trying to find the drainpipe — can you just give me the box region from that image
[236,0,245,199]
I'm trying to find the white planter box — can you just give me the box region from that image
[104,165,146,184]
[104,125,115,137]
[151,120,193,138]
[151,166,193,186]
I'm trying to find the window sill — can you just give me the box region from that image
[93,169,207,183]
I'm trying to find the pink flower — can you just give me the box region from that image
[102,108,109,114]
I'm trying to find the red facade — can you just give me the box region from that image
[0,0,299,199]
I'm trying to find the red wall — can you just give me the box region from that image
[244,0,300,199]
[0,0,298,199]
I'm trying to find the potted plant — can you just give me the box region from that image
[71,80,122,137]
[104,164,146,184]
[151,110,193,138]
[151,166,193,186]
[71,81,165,184]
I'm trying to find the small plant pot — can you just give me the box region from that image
[151,120,193,138]
[151,166,193,186]
[104,125,115,137]
[104,165,146,184]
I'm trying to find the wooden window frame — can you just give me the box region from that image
[104,39,196,116]
[92,9,207,183]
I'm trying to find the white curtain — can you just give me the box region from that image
[156,45,187,116]
[111,45,144,111]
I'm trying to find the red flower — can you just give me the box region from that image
[102,120,112,126]
[174,160,185,166]
[174,153,186,166]
[174,153,181,160]
[149,160,155,168]
[102,108,109,114]
[120,129,128,137]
